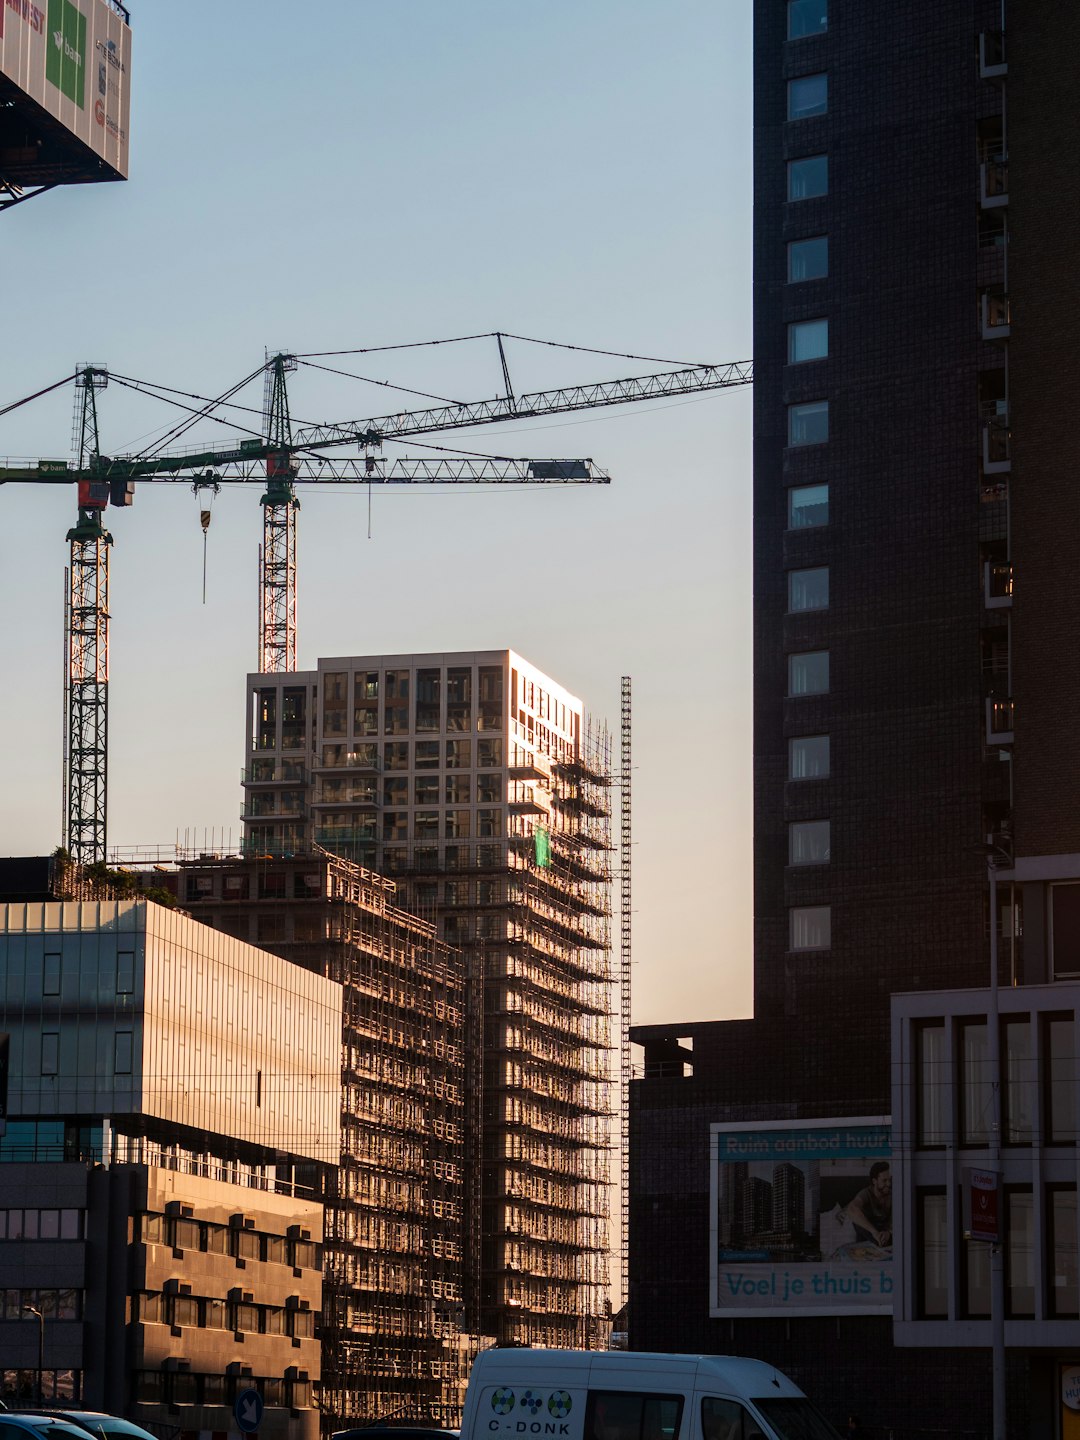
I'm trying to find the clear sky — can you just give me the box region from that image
[0,0,754,1026]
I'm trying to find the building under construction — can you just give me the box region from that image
[179,849,478,1427]
[240,650,613,1348]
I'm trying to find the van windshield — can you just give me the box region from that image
[753,1400,842,1440]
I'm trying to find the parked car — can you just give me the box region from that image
[0,1419,102,1440]
[4,1416,158,1440]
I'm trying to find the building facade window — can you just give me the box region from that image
[788,400,829,446]
[1049,1188,1079,1317]
[789,735,829,779]
[116,951,135,995]
[788,650,829,696]
[1003,1017,1035,1145]
[788,483,829,529]
[964,1233,990,1319]
[917,1189,949,1317]
[1044,1014,1076,1145]
[114,1032,133,1075]
[788,235,828,282]
[788,567,829,612]
[959,1021,992,1146]
[41,1032,59,1076]
[787,73,827,120]
[789,819,830,865]
[1006,1189,1036,1317]
[787,154,828,200]
[1051,883,1080,979]
[43,953,61,996]
[915,1022,948,1147]
[788,318,829,364]
[789,905,831,951]
[787,0,827,39]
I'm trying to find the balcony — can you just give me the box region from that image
[310,788,378,809]
[242,762,307,786]
[979,30,1007,81]
[986,697,1015,745]
[313,827,376,847]
[984,561,1013,609]
[982,407,1011,474]
[242,799,307,820]
[310,749,382,773]
[980,290,1011,340]
[980,154,1008,209]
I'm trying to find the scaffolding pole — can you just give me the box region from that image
[619,676,631,1313]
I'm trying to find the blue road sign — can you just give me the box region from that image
[235,1388,263,1433]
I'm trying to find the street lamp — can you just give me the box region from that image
[985,845,1009,1440]
[22,1304,44,1405]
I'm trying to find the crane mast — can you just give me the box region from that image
[65,366,111,865]
[260,353,300,673]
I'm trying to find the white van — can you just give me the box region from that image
[461,1349,839,1440]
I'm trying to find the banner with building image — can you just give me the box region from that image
[709,1117,894,1316]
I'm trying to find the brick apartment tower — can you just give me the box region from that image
[630,0,1080,1430]
[240,650,613,1350]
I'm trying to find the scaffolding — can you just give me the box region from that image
[178,850,484,1429]
[237,656,615,1351]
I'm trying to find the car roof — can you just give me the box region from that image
[0,1420,101,1439]
[7,1416,158,1440]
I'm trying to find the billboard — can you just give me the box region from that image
[0,0,131,182]
[710,1117,893,1317]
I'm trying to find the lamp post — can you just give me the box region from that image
[986,851,1007,1440]
[22,1303,44,1404]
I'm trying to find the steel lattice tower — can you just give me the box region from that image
[65,366,111,865]
[259,353,299,673]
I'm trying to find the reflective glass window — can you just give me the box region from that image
[789,735,830,779]
[789,819,830,865]
[788,318,829,363]
[788,566,829,612]
[788,0,827,39]
[787,155,828,200]
[789,905,831,950]
[788,400,829,445]
[788,483,829,529]
[788,650,829,696]
[788,73,827,120]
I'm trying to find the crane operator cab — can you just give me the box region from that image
[461,1350,840,1440]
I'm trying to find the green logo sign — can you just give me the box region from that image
[46,0,86,108]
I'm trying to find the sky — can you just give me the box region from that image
[0,0,754,1027]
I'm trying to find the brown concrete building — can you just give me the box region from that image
[0,900,339,1438]
[179,849,481,1428]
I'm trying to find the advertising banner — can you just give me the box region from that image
[0,0,131,180]
[710,1117,893,1317]
[963,1167,1000,1242]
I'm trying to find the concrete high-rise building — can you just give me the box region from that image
[630,1,1080,1432]
[178,849,478,1427]
[0,900,340,1435]
[241,650,613,1348]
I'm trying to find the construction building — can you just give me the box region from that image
[178,849,478,1427]
[0,898,338,1438]
[630,0,1080,1435]
[239,649,613,1348]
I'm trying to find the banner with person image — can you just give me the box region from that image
[709,1117,893,1316]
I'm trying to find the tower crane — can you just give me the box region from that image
[1,345,753,863]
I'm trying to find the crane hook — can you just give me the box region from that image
[192,472,221,604]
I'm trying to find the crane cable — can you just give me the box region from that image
[0,372,78,421]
